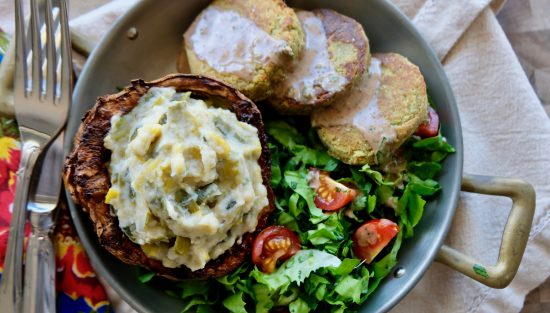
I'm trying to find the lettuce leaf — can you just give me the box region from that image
[360,164,394,186]
[407,161,442,180]
[253,250,342,292]
[305,214,345,245]
[412,133,455,152]
[252,284,274,313]
[216,263,250,293]
[222,292,247,313]
[138,272,155,283]
[329,258,362,277]
[267,120,338,169]
[284,170,327,224]
[334,276,362,303]
[289,297,311,313]
[407,174,441,196]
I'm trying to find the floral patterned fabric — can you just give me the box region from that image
[0,32,113,313]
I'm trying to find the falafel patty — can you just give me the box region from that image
[181,0,304,101]
[311,53,428,165]
[268,9,370,115]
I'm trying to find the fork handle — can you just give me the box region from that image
[0,143,41,313]
[23,211,56,313]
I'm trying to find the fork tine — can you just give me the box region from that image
[30,0,43,97]
[14,0,28,99]
[44,0,57,103]
[58,0,72,104]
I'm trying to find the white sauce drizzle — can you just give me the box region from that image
[276,11,346,104]
[311,57,396,155]
[186,7,291,80]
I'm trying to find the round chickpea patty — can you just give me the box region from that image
[312,53,429,165]
[269,8,370,115]
[181,0,305,102]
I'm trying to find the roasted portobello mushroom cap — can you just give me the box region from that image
[63,74,275,280]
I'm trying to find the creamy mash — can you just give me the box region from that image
[103,87,268,271]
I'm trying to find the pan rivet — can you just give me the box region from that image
[127,27,139,40]
[394,267,406,278]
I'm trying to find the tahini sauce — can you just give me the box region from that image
[185,7,291,80]
[311,58,396,156]
[275,11,346,104]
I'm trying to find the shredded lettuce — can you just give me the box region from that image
[266,120,338,170]
[253,250,342,292]
[289,298,311,313]
[222,292,247,313]
[407,161,442,180]
[135,117,453,313]
[137,271,155,283]
[413,133,455,152]
[284,170,327,224]
[360,164,395,186]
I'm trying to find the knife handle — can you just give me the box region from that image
[23,211,56,313]
[0,144,42,313]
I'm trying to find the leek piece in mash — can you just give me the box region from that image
[103,87,268,271]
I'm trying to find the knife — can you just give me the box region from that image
[22,134,65,313]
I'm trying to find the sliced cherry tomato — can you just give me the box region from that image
[252,226,301,274]
[308,168,357,211]
[415,106,440,138]
[352,219,399,263]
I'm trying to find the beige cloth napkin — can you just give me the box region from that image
[2,0,549,312]
[392,1,550,313]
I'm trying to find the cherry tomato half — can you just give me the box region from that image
[308,168,357,211]
[415,106,440,138]
[252,226,301,274]
[352,219,399,263]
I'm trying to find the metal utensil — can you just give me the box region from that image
[0,0,71,311]
[22,134,64,313]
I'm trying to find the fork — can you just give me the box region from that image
[0,0,71,312]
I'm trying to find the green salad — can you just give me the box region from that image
[138,112,455,313]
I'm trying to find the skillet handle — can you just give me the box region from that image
[435,174,535,288]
